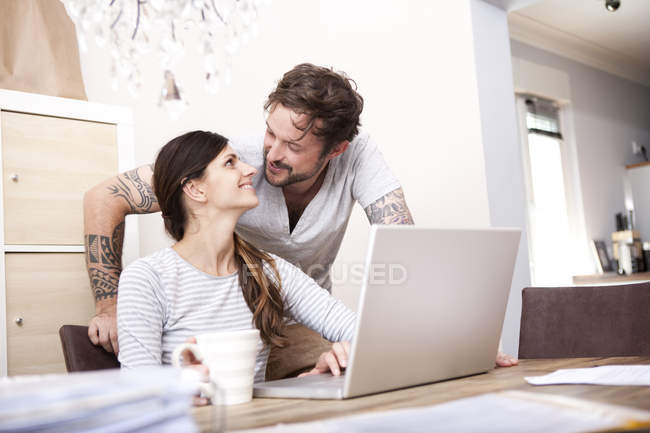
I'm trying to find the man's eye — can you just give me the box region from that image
[288,144,300,152]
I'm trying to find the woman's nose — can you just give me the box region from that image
[242,162,257,177]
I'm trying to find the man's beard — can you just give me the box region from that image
[263,151,327,187]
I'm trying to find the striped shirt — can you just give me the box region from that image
[117,247,356,382]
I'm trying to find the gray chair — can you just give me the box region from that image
[518,282,650,358]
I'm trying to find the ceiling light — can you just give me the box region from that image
[61,0,269,119]
[605,0,621,12]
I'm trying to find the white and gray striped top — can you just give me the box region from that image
[117,247,356,382]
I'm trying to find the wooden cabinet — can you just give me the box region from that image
[0,89,138,376]
[5,253,94,375]
[2,111,118,245]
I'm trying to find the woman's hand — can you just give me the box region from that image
[298,341,351,377]
[495,351,519,367]
[182,337,211,406]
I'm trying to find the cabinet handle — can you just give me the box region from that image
[10,174,19,183]
[15,317,23,326]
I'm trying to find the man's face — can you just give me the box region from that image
[263,104,328,187]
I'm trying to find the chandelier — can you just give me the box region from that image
[61,0,268,119]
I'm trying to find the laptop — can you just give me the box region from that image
[253,225,521,400]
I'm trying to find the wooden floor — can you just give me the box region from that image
[193,356,650,432]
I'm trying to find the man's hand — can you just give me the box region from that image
[299,341,351,377]
[495,351,518,367]
[88,303,118,354]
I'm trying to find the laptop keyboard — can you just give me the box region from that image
[294,373,346,387]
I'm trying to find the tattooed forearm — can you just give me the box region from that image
[86,223,123,269]
[85,222,125,301]
[106,167,157,214]
[364,188,414,225]
[87,267,120,300]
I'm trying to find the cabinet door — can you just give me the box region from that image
[1,111,118,245]
[5,253,95,375]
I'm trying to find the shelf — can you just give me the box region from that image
[3,245,85,253]
[572,272,650,285]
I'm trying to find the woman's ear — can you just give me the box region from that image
[182,179,208,203]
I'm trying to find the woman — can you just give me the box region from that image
[117,131,355,404]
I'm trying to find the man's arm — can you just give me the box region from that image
[84,164,159,353]
[364,187,414,225]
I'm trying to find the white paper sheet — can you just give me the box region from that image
[237,391,650,433]
[525,365,650,386]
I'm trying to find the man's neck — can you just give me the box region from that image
[282,164,329,233]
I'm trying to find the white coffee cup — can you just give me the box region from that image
[172,329,260,405]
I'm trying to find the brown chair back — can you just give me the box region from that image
[266,324,332,381]
[59,325,120,372]
[519,282,650,358]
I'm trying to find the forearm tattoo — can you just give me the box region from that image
[85,222,124,300]
[364,188,415,225]
[106,166,157,214]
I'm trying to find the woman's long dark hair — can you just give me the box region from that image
[153,130,287,347]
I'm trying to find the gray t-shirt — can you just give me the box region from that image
[233,132,400,291]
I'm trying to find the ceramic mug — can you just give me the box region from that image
[172,329,260,405]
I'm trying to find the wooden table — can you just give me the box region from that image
[193,357,650,432]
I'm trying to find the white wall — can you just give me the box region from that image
[510,40,650,249]
[79,0,525,353]
[470,0,530,357]
[80,0,494,254]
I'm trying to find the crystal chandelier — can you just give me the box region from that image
[61,0,268,119]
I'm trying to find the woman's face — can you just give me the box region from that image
[197,144,259,212]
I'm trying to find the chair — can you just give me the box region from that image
[265,324,332,381]
[518,282,650,358]
[59,325,120,372]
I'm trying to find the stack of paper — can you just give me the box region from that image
[0,367,205,433]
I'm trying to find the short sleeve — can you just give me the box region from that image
[350,133,401,209]
[117,260,166,368]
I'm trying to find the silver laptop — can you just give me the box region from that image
[254,226,521,400]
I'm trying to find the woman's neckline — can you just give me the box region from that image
[167,247,238,280]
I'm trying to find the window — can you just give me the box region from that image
[517,95,590,285]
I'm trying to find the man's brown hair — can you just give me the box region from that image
[264,63,364,154]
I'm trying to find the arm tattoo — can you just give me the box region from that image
[106,167,157,214]
[85,222,125,300]
[87,268,120,301]
[364,188,415,225]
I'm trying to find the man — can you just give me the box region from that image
[84,63,517,369]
